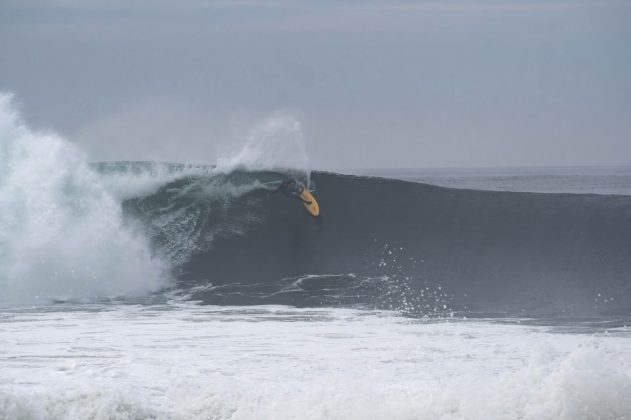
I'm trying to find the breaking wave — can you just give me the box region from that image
[2,94,630,319]
[102,162,631,319]
[0,94,168,305]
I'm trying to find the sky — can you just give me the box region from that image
[0,0,630,169]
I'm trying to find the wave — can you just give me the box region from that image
[107,162,631,318]
[1,93,629,316]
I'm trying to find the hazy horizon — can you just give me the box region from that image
[2,0,630,169]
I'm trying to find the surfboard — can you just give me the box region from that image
[300,190,320,216]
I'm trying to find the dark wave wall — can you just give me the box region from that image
[126,171,631,317]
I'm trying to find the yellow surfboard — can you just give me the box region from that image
[300,190,320,217]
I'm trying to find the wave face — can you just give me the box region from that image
[115,163,631,318]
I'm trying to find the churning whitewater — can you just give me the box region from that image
[2,305,631,420]
[1,94,631,419]
[0,94,168,305]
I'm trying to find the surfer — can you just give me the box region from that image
[269,179,312,204]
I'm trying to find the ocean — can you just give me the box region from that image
[1,96,631,419]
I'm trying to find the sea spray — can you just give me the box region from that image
[216,112,311,186]
[0,94,168,305]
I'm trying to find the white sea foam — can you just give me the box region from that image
[1,305,630,420]
[0,94,168,305]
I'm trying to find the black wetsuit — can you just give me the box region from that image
[270,180,312,204]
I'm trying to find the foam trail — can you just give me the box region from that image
[0,94,168,305]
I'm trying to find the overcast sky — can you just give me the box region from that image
[1,0,629,169]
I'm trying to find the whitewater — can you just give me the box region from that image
[1,93,631,419]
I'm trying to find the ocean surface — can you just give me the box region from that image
[349,166,631,195]
[1,97,631,419]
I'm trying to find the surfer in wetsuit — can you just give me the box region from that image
[269,179,312,204]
